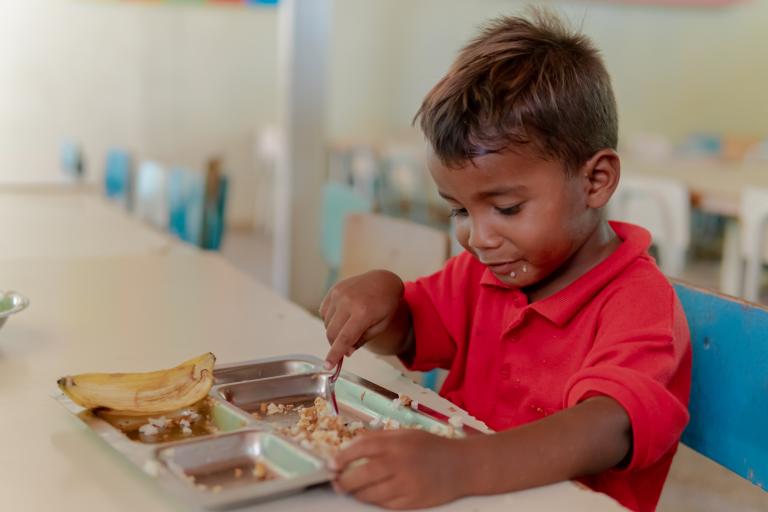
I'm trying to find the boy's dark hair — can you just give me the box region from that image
[414,10,618,172]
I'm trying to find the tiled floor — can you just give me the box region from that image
[220,227,768,511]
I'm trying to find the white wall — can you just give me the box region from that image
[0,0,278,226]
[3,0,768,227]
[329,0,768,145]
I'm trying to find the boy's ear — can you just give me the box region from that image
[581,149,620,209]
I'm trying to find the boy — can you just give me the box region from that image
[320,11,690,512]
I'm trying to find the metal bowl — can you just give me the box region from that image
[0,291,29,329]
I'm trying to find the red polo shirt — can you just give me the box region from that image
[402,221,691,512]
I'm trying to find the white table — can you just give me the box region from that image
[0,192,179,261]
[622,157,768,218]
[0,252,625,511]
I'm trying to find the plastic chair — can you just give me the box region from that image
[202,159,228,251]
[339,213,449,282]
[739,187,768,302]
[672,280,768,488]
[104,149,133,209]
[339,212,450,391]
[608,175,690,277]
[60,140,84,181]
[167,168,205,247]
[677,133,722,159]
[320,182,373,288]
[134,161,168,229]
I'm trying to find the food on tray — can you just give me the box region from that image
[57,352,216,414]
[271,397,367,457]
[258,396,463,458]
[393,393,419,410]
[98,397,219,443]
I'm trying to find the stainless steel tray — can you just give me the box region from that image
[54,354,474,510]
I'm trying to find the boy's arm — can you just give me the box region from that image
[363,299,415,358]
[333,395,631,508]
[460,395,631,495]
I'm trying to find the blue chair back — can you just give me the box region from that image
[321,182,373,280]
[104,149,132,208]
[167,168,204,247]
[673,281,768,489]
[203,175,228,250]
[60,140,84,181]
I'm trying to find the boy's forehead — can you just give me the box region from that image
[427,147,569,200]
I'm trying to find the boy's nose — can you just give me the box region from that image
[467,218,503,251]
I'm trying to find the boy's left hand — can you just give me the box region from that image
[331,429,468,509]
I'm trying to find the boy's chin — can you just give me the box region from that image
[492,270,536,287]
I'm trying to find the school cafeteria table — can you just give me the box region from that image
[0,192,178,260]
[0,252,626,511]
[621,157,768,218]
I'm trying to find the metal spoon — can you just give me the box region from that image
[326,358,343,416]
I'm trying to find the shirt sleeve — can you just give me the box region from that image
[562,277,692,471]
[399,253,480,372]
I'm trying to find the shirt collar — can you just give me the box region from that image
[480,221,653,326]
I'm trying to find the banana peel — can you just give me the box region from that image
[57,352,216,414]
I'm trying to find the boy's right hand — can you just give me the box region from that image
[319,270,405,369]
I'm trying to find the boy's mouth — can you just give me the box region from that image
[482,260,520,276]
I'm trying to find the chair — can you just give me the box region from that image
[739,187,768,302]
[339,213,450,282]
[672,280,768,488]
[104,149,133,209]
[60,140,84,182]
[202,158,228,251]
[320,182,373,289]
[608,175,690,277]
[167,168,205,247]
[134,161,168,229]
[339,212,451,391]
[677,133,722,159]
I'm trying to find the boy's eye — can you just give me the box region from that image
[449,208,468,218]
[497,204,522,216]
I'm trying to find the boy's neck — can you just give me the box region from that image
[523,220,620,303]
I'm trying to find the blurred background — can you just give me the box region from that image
[1,1,767,509]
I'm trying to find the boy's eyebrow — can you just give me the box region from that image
[438,185,526,202]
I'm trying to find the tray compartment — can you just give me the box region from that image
[96,398,249,444]
[213,355,322,385]
[155,430,326,504]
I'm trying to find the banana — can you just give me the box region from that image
[57,352,216,414]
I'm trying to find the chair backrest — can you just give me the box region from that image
[134,161,168,229]
[104,149,132,208]
[609,174,691,247]
[321,182,373,270]
[739,186,768,260]
[339,213,449,282]
[60,140,84,181]
[672,281,768,489]
[202,159,228,251]
[167,168,205,247]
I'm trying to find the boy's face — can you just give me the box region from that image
[429,148,602,289]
